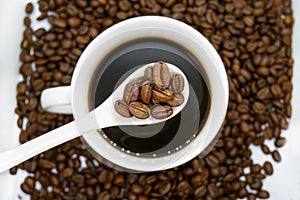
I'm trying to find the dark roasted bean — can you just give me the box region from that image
[114,100,131,118]
[153,61,170,88]
[123,82,139,103]
[38,159,55,170]
[25,2,33,14]
[98,170,114,183]
[151,104,173,119]
[53,17,67,28]
[140,80,152,104]
[24,176,35,189]
[59,167,74,178]
[166,93,184,107]
[272,150,282,162]
[144,66,153,81]
[130,183,144,195]
[21,183,33,194]
[261,144,271,154]
[129,102,150,119]
[68,17,81,28]
[171,74,184,93]
[263,161,274,175]
[152,86,174,102]
[275,137,286,147]
[257,190,270,199]
[253,101,266,114]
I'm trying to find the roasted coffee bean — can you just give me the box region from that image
[140,80,152,104]
[17,82,27,94]
[250,182,262,190]
[144,66,153,81]
[151,104,173,119]
[72,174,85,184]
[24,176,35,189]
[9,167,17,175]
[152,86,174,102]
[191,174,203,186]
[177,180,192,195]
[129,102,150,119]
[98,170,114,183]
[275,137,286,147]
[59,167,74,178]
[257,190,270,199]
[166,93,184,107]
[250,164,261,174]
[21,183,33,194]
[114,100,131,118]
[253,101,266,114]
[68,17,82,28]
[97,191,110,200]
[130,183,144,195]
[171,74,184,93]
[272,150,282,162]
[123,82,140,103]
[159,182,171,195]
[261,144,271,154]
[257,87,272,100]
[263,161,274,175]
[194,186,207,197]
[38,159,55,170]
[227,110,239,120]
[153,61,170,88]
[53,17,67,28]
[238,188,248,198]
[113,175,125,186]
[24,16,31,27]
[25,2,33,14]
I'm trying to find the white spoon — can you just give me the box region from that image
[0,62,189,173]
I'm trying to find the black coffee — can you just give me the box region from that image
[89,38,211,157]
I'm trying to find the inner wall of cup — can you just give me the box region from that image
[87,37,211,157]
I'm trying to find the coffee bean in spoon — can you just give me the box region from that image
[151,104,173,119]
[166,93,184,107]
[144,66,153,82]
[129,102,150,119]
[115,61,186,120]
[153,61,170,89]
[123,82,139,103]
[140,80,152,104]
[152,86,174,102]
[114,100,131,118]
[171,74,185,93]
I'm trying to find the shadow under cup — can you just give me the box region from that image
[89,37,211,158]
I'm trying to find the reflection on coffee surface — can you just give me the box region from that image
[89,38,211,157]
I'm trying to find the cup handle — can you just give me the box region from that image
[40,86,72,114]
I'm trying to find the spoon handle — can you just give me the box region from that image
[0,121,78,174]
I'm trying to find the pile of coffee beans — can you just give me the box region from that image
[12,0,293,199]
[115,61,185,119]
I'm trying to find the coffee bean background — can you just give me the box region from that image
[12,0,293,199]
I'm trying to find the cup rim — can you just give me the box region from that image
[71,16,229,172]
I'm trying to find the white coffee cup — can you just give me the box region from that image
[41,16,228,172]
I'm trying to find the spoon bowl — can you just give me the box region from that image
[0,62,189,173]
[92,62,189,128]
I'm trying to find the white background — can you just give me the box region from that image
[0,0,299,199]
